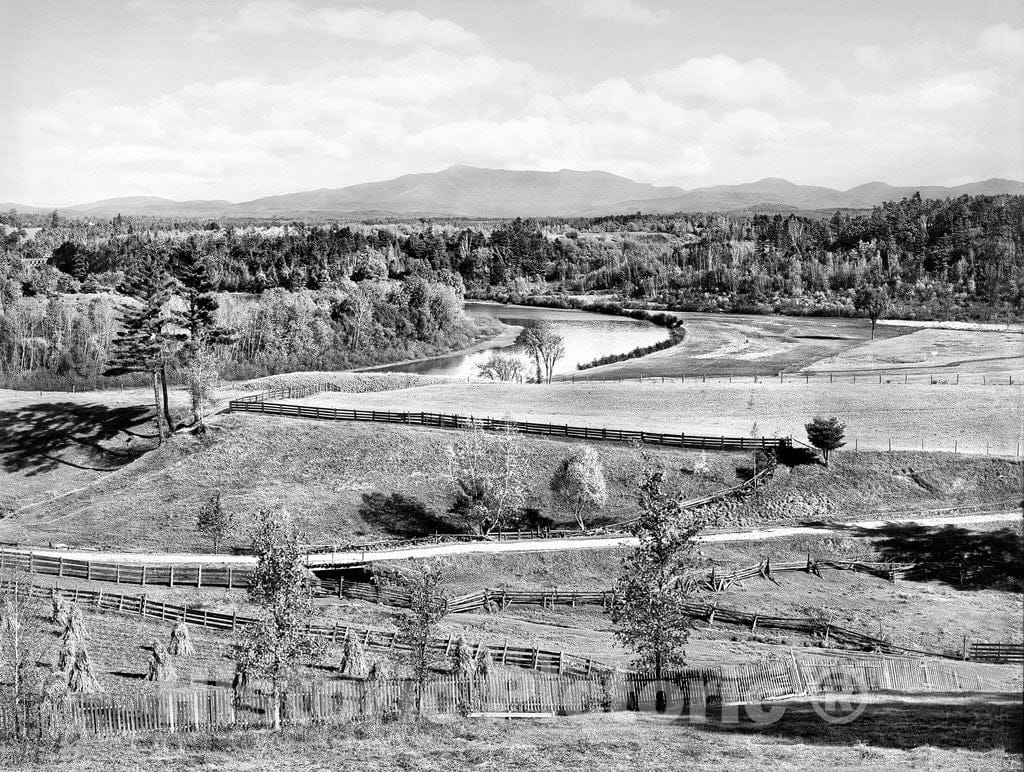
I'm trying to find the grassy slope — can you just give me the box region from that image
[2,413,1018,550]
[296,379,1024,455]
[808,328,1024,374]
[0,415,741,550]
[7,703,1021,771]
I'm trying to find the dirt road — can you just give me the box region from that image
[6,511,1018,567]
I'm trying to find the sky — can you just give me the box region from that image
[1,0,1022,205]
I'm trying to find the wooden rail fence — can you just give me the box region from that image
[0,654,1006,737]
[1,582,604,678]
[227,385,791,452]
[967,643,1024,663]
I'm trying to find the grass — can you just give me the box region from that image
[569,312,907,378]
[808,328,1024,374]
[5,701,1021,771]
[295,378,1024,455]
[2,411,1017,551]
[0,416,743,550]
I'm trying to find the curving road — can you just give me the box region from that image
[4,511,1018,568]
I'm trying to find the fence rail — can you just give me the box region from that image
[968,643,1024,663]
[228,388,791,452]
[566,370,1020,387]
[0,653,1008,738]
[1,582,604,678]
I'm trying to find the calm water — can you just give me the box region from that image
[376,302,670,378]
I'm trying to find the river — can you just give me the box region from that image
[374,302,671,378]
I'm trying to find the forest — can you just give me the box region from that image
[1,192,1021,390]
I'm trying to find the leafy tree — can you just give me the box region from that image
[378,560,449,715]
[475,351,525,382]
[197,492,233,553]
[551,446,608,529]
[520,321,565,383]
[612,470,706,679]
[183,345,220,432]
[804,416,847,467]
[237,506,321,730]
[444,423,526,534]
[854,284,891,339]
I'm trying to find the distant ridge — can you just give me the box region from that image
[6,168,1022,219]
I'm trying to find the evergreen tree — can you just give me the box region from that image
[805,416,847,467]
[172,244,235,428]
[103,251,180,441]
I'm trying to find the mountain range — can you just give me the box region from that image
[4,166,1022,219]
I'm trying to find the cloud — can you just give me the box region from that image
[977,23,1024,70]
[231,1,481,49]
[644,55,800,104]
[546,0,668,26]
[5,14,1021,205]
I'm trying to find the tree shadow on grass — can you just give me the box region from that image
[0,401,156,476]
[823,521,1024,591]
[693,695,1022,752]
[357,492,458,538]
[776,444,820,468]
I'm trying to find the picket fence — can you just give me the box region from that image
[3,544,1014,665]
[0,654,1006,738]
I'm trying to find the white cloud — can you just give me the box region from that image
[231,1,481,49]
[546,0,668,26]
[6,15,1022,205]
[644,55,800,104]
[977,23,1024,70]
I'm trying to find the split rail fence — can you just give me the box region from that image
[0,654,1007,738]
[2,582,604,678]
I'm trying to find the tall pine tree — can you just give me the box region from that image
[172,242,234,429]
[104,250,180,441]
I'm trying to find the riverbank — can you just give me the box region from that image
[353,315,522,374]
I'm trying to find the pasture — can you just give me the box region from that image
[571,312,904,379]
[285,378,1024,456]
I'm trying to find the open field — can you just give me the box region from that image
[287,378,1024,456]
[572,312,907,379]
[807,328,1024,375]
[0,387,193,514]
[5,693,1021,771]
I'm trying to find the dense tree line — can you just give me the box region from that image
[1,192,1020,388]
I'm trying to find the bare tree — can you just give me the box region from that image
[0,569,61,748]
[475,351,526,382]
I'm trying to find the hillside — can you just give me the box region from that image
[8,168,1022,218]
